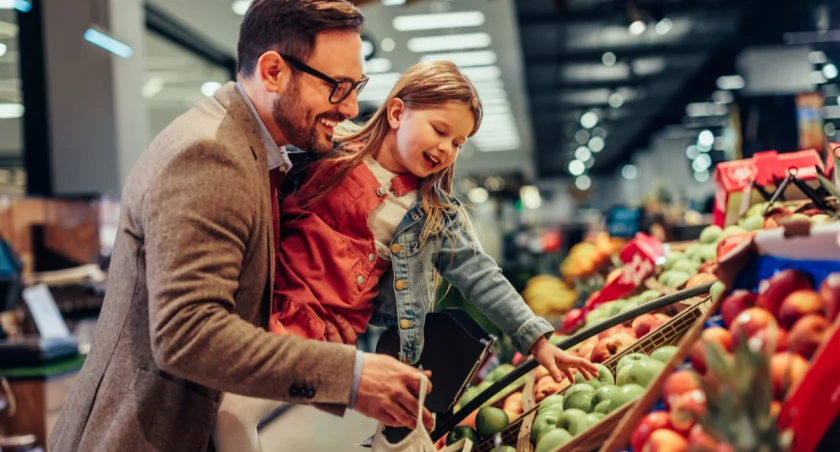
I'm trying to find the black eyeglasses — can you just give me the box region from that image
[280,54,369,104]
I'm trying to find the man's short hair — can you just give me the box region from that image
[237,0,364,78]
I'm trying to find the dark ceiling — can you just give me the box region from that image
[514,0,825,178]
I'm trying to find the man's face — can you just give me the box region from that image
[273,30,364,154]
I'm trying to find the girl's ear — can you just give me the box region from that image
[386,98,406,129]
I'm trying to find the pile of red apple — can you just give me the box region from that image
[628,269,840,452]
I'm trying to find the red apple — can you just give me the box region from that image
[756,270,814,317]
[633,314,658,338]
[663,370,702,408]
[716,232,755,260]
[651,314,671,331]
[575,336,599,358]
[670,389,707,434]
[643,428,689,452]
[631,411,672,451]
[778,290,825,329]
[562,308,585,333]
[590,333,636,363]
[688,425,719,451]
[720,290,757,328]
[788,314,831,360]
[770,352,810,400]
[599,325,637,340]
[819,273,840,322]
[752,326,789,353]
[691,328,733,374]
[729,308,776,344]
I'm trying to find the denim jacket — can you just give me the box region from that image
[369,191,554,365]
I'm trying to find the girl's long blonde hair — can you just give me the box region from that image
[299,60,483,245]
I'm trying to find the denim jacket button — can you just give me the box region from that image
[356,275,365,284]
[368,253,376,262]
[395,280,406,290]
[399,319,411,329]
[390,243,401,254]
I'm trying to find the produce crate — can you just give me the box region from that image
[602,222,840,452]
[474,295,713,452]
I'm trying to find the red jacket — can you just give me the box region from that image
[269,159,418,340]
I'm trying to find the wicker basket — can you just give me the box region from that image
[473,295,714,452]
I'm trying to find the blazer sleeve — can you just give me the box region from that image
[141,142,356,411]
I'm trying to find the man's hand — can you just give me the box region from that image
[531,336,599,383]
[353,353,435,431]
[324,314,358,345]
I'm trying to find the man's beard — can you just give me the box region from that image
[272,80,335,155]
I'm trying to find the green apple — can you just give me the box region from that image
[556,408,588,433]
[617,353,648,373]
[662,251,685,271]
[610,300,632,316]
[723,225,747,237]
[590,385,621,411]
[616,359,665,388]
[592,399,612,414]
[549,334,567,346]
[477,380,493,392]
[710,281,725,302]
[570,413,606,436]
[564,384,595,398]
[670,258,697,273]
[501,447,516,452]
[650,345,679,364]
[610,384,646,411]
[740,215,764,232]
[531,410,562,444]
[810,214,832,225]
[699,244,718,263]
[539,394,565,413]
[574,370,602,389]
[536,429,573,452]
[487,364,515,383]
[459,386,480,406]
[684,244,702,260]
[638,290,662,303]
[563,389,595,413]
[699,225,724,244]
[592,363,615,387]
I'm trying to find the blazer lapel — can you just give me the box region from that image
[214,82,276,321]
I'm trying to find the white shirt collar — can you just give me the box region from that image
[234,82,292,172]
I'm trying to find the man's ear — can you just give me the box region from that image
[257,51,289,94]
[386,98,406,129]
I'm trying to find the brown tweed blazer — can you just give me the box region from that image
[49,82,357,451]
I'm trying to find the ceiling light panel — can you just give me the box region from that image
[393,11,485,31]
[407,33,491,53]
[420,50,497,67]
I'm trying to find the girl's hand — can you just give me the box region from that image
[530,336,599,383]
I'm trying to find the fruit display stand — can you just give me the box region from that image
[432,283,716,450]
[600,221,840,452]
[530,295,713,452]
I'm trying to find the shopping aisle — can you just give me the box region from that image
[258,405,378,451]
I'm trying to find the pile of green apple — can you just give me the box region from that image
[529,345,678,452]
[658,224,740,289]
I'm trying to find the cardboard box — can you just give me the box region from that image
[712,150,825,227]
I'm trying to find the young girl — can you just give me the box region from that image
[213,61,596,451]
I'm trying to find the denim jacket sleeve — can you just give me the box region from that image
[435,215,554,354]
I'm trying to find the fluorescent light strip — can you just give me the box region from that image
[0,103,23,118]
[84,28,133,59]
[407,33,491,53]
[394,11,484,32]
[420,50,497,68]
[382,0,406,5]
[460,65,502,82]
[364,58,392,74]
[0,0,30,12]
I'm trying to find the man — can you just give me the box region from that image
[50,1,431,451]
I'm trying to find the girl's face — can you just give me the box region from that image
[383,100,474,178]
